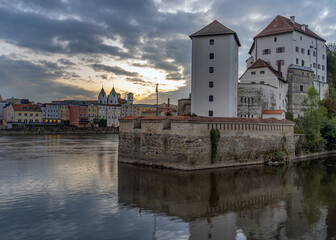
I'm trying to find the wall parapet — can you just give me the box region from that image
[118,116,295,170]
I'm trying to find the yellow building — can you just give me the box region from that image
[136,105,157,116]
[88,104,98,126]
[7,104,42,124]
[60,105,69,121]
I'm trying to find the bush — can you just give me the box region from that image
[321,120,336,150]
[210,128,220,164]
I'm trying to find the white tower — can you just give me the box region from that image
[190,20,240,117]
[126,93,134,104]
[98,87,107,104]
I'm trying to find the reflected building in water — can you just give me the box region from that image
[118,163,333,239]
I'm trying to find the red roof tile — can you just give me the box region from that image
[189,20,241,46]
[262,110,285,114]
[255,15,325,41]
[120,116,293,124]
[12,104,42,112]
[248,59,285,82]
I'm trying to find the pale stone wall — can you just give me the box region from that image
[119,117,295,169]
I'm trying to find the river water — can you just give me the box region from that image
[0,134,335,240]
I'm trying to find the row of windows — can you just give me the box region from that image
[18,119,40,123]
[208,122,284,131]
[262,47,285,55]
[251,70,265,75]
[241,97,254,104]
[19,113,39,117]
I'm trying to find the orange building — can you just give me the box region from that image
[69,105,89,128]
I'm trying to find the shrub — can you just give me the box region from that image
[321,120,336,150]
[210,128,220,164]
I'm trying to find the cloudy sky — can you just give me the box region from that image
[0,0,335,104]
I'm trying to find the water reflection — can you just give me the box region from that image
[0,135,336,239]
[118,161,336,239]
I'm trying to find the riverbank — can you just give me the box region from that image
[0,125,118,135]
[119,150,336,171]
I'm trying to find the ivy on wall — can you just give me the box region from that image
[210,128,220,164]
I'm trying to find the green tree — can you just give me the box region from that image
[302,87,327,152]
[327,42,336,87]
[321,120,336,150]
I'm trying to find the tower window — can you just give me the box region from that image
[209,95,214,102]
[209,39,214,45]
[251,71,256,75]
[209,67,214,73]
[274,37,277,42]
[209,53,214,59]
[300,85,303,92]
[296,58,299,64]
[301,60,304,66]
[209,110,213,116]
[260,70,265,74]
[209,81,214,88]
[307,49,310,55]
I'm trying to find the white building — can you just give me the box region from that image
[190,20,241,117]
[41,103,61,123]
[238,59,288,117]
[248,15,328,99]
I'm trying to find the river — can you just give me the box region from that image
[0,134,335,239]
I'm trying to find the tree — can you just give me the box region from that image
[302,87,327,152]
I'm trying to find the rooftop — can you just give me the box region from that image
[255,15,325,41]
[246,59,286,82]
[189,20,241,46]
[12,104,42,112]
[262,110,285,114]
[120,116,293,124]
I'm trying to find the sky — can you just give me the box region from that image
[0,0,335,104]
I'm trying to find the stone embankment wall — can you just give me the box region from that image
[118,116,295,170]
[0,125,118,135]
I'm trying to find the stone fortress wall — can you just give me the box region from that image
[119,116,295,170]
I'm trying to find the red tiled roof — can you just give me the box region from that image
[12,104,42,112]
[170,116,292,124]
[255,15,325,41]
[248,59,285,82]
[262,110,285,114]
[189,20,241,47]
[120,116,140,120]
[120,116,293,124]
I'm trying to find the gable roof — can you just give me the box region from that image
[12,104,42,112]
[255,15,325,41]
[189,20,241,46]
[247,59,286,82]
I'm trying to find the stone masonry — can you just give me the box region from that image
[118,116,295,170]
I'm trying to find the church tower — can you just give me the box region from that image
[108,87,119,104]
[98,87,107,104]
[190,20,240,117]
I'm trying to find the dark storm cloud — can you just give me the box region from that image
[0,0,335,102]
[91,64,139,77]
[0,56,96,101]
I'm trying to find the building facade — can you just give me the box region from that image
[69,105,89,128]
[238,59,288,118]
[3,104,42,128]
[190,20,240,117]
[43,104,61,124]
[248,15,328,99]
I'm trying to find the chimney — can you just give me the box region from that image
[290,16,295,24]
[168,98,170,107]
[301,24,307,32]
[277,61,282,77]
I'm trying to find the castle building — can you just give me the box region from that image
[190,20,241,117]
[239,15,328,118]
[247,15,328,99]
